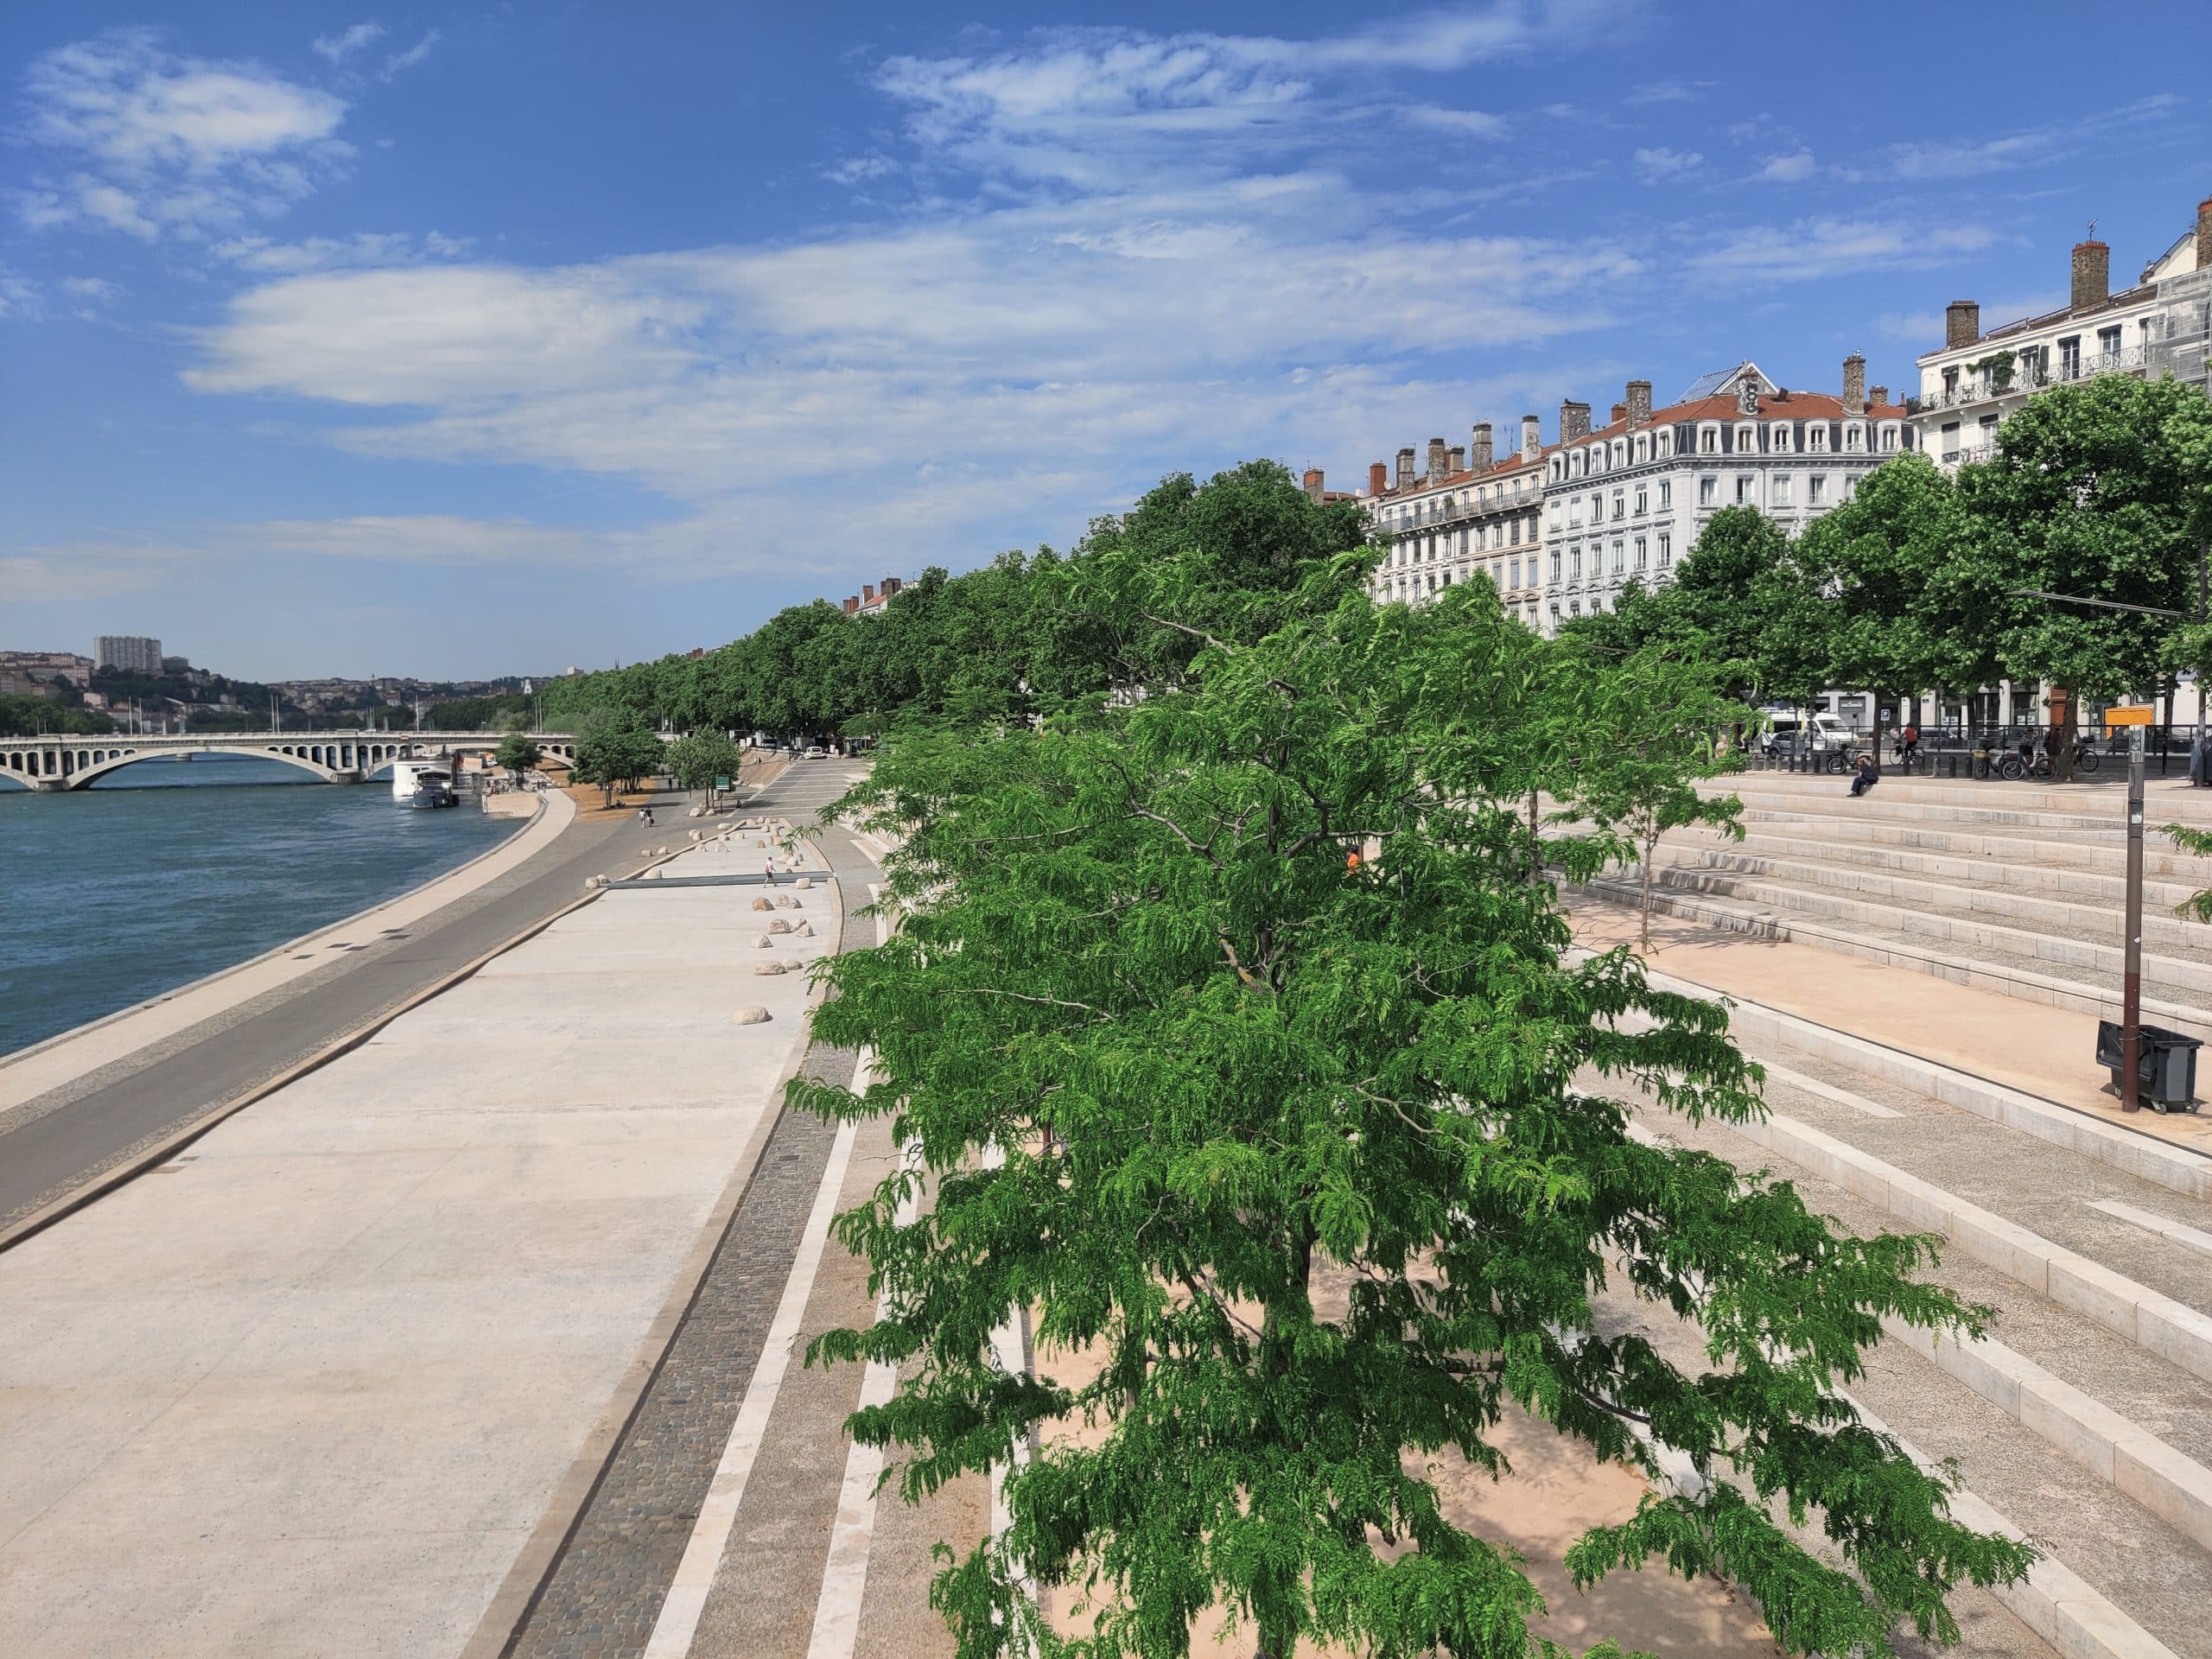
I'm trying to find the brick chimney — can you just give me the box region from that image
[881,575,902,598]
[1841,351,1866,414]
[1945,300,1980,349]
[1560,399,1592,443]
[2071,238,2110,311]
[1625,378,1652,428]
[1369,461,1389,496]
[1470,422,1493,471]
[863,583,876,604]
[1426,437,1449,481]
[1395,447,1415,490]
[2198,196,2212,277]
[1520,415,1540,462]
[1869,385,1890,407]
[843,596,859,615]
[1447,445,1465,474]
[1302,467,1325,505]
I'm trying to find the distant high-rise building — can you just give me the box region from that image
[93,635,162,675]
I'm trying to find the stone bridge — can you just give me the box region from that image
[0,732,577,792]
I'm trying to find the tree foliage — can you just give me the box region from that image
[493,732,543,775]
[798,478,2028,1659]
[665,728,742,797]
[0,694,112,737]
[568,709,664,804]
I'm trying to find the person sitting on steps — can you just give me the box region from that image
[1849,751,1879,798]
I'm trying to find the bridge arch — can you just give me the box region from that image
[55,742,353,791]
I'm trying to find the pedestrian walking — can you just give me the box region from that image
[1849,751,1879,798]
[764,858,779,885]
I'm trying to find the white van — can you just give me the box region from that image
[1760,711,1853,757]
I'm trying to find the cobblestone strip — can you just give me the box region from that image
[505,812,880,1659]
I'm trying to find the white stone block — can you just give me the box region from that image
[732,1006,771,1025]
[2047,1257,2142,1341]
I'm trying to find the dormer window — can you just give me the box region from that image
[1656,429,1675,459]
[1843,423,1866,453]
[1611,441,1626,468]
[1807,424,1828,454]
[1698,424,1719,454]
[1632,434,1649,464]
[1734,422,1758,453]
[1770,424,1791,454]
[1878,424,1899,453]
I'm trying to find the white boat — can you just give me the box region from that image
[391,760,454,802]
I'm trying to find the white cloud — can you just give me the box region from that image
[1624,79,1710,105]
[383,31,441,79]
[824,155,896,186]
[0,269,39,320]
[1400,105,1506,137]
[1632,146,1701,183]
[211,229,469,273]
[1878,95,2180,182]
[16,29,350,239]
[0,544,193,601]
[312,22,385,65]
[1689,219,1998,284]
[1754,149,1815,183]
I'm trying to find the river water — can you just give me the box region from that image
[0,755,519,1059]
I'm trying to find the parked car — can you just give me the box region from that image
[1758,712,1853,757]
[804,745,828,759]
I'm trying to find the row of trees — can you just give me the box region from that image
[787,459,2030,1658]
[1570,378,2212,740]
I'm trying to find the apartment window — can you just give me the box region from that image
[1611,490,1625,521]
[1569,600,1582,617]
[1878,424,1899,453]
[1633,435,1649,464]
[1611,442,1626,468]
[1844,473,1863,499]
[1772,474,1793,506]
[1570,546,1583,579]
[1611,539,1624,574]
[1633,485,1648,515]
[1807,423,1827,453]
[2097,324,2123,365]
[2059,335,2082,378]
[1509,557,1520,588]
[1699,425,1719,454]
[1843,423,1866,453]
[1657,531,1672,569]
[1808,474,1827,507]
[1589,492,1604,522]
[1771,423,1792,453]
[1568,497,1582,527]
[1549,602,1561,626]
[1549,550,1562,582]
[1735,474,1755,505]
[1633,536,1648,572]
[1942,365,1959,400]
[1509,518,1521,546]
[1699,476,1718,506]
[1735,422,1758,453]
[1657,479,1671,509]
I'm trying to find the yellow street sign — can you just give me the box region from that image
[2105,707,2155,726]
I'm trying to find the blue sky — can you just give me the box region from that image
[3,1,2209,681]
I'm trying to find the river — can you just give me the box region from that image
[0,754,520,1059]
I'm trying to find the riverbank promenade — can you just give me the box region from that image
[0,763,889,1655]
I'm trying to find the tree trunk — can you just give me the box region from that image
[1527,788,1542,884]
[1639,817,1658,950]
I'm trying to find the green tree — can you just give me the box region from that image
[800,549,2025,1659]
[0,695,113,737]
[666,728,742,800]
[493,731,543,776]
[1560,641,1749,949]
[1943,376,2212,774]
[2166,824,2212,925]
[569,709,664,806]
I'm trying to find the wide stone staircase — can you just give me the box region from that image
[1590,772,2212,1042]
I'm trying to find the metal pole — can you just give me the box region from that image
[2121,724,2145,1112]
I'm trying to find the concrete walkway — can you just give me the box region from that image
[0,837,833,1655]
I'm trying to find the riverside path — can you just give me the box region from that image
[0,757,882,1656]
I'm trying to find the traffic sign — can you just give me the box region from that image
[2106,707,2155,726]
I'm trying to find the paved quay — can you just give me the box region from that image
[0,787,671,1237]
[0,766,852,1656]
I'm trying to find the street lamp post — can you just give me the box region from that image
[2122,723,2145,1112]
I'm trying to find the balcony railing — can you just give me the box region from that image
[1909,345,2151,414]
[1939,442,1998,467]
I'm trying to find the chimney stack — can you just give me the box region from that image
[1369,461,1389,496]
[1841,351,1866,414]
[1447,445,1465,474]
[1609,402,1627,427]
[863,583,876,604]
[1560,399,1592,443]
[2071,238,2110,311]
[1869,385,1889,407]
[2197,196,2212,279]
[843,596,859,615]
[1302,467,1325,505]
[1427,437,1450,481]
[1470,422,1494,471]
[1520,415,1540,462]
[1625,378,1652,428]
[1945,300,1980,350]
[882,575,901,599]
[1395,447,1415,490]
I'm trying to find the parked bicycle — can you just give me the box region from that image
[1995,738,2101,780]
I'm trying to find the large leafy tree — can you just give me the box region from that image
[800,526,2025,1658]
[665,728,742,799]
[568,709,664,805]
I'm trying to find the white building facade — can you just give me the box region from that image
[1909,197,2209,468]
[1539,360,1914,632]
[1363,418,1550,626]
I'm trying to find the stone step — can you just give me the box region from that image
[1721,810,2212,880]
[1718,771,2212,827]
[1647,844,2212,954]
[1696,824,2211,903]
[1721,787,2149,838]
[1626,862,2212,988]
[1577,875,2212,1043]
